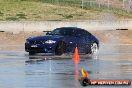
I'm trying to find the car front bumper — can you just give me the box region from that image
[25,43,56,53]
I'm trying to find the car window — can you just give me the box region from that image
[83,30,91,36]
[75,29,91,36]
[51,28,75,36]
[75,29,83,36]
[77,30,85,36]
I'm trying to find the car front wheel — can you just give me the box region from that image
[55,41,66,55]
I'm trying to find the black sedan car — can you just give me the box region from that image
[25,27,99,55]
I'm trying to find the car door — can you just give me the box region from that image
[74,29,87,53]
[62,28,78,53]
[83,30,92,53]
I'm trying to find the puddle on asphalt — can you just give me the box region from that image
[0,51,132,88]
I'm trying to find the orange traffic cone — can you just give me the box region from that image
[72,47,80,64]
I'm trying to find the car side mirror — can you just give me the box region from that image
[46,31,51,35]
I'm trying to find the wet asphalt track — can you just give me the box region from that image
[0,44,132,88]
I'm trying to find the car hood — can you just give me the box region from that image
[27,35,64,41]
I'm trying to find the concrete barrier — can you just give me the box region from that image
[0,20,132,33]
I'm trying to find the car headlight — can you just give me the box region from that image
[45,40,56,44]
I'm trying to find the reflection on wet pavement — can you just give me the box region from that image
[0,45,132,87]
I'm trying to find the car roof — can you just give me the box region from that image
[56,27,85,31]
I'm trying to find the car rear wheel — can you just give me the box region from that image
[55,41,66,55]
[90,42,98,55]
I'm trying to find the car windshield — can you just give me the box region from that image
[50,28,75,36]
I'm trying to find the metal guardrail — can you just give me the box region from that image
[0,20,132,33]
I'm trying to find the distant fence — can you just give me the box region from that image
[0,20,132,33]
[82,0,132,12]
[42,0,132,12]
